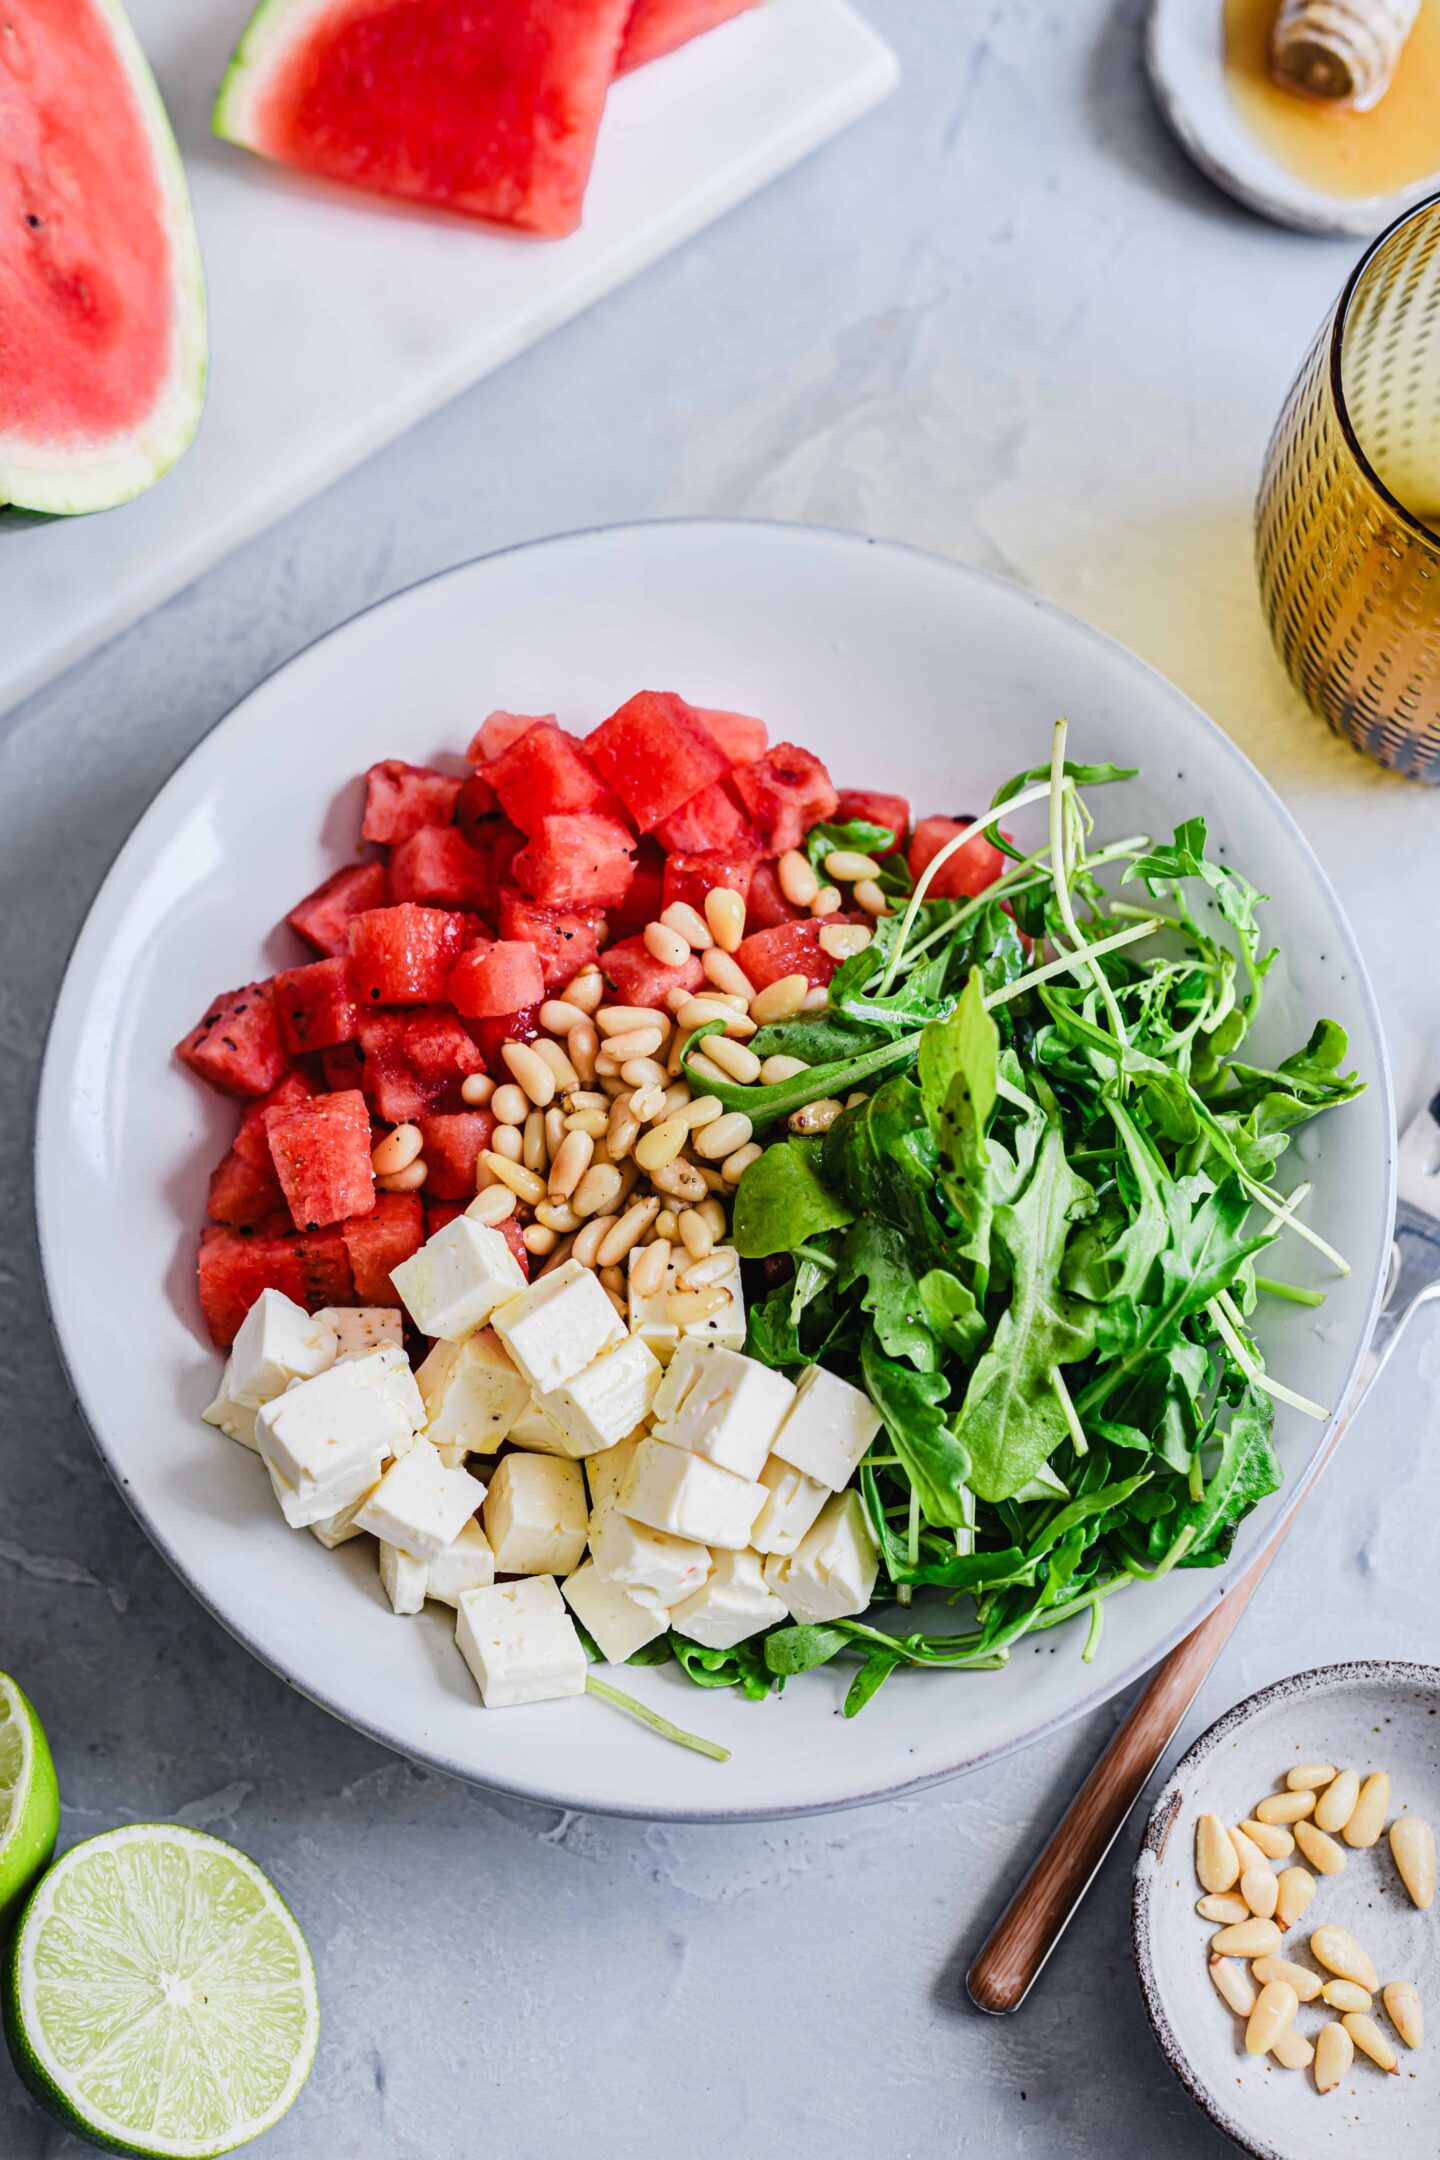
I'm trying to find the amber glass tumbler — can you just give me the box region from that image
[1256,192,1440,781]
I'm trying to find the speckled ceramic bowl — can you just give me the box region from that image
[1134,1662,1440,2157]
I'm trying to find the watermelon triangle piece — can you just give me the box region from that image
[617,0,760,73]
[214,0,634,239]
[0,0,206,517]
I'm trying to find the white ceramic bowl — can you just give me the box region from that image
[35,521,1395,1819]
[1134,1661,1440,2156]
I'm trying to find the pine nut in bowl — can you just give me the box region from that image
[1133,1661,1440,2159]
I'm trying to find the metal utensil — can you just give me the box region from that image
[967,1095,1440,2015]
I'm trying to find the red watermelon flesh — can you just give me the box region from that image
[214,0,633,239]
[618,0,759,70]
[287,861,389,956]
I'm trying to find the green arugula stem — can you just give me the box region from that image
[1047,721,1133,1060]
[1239,1169,1350,1276]
[1206,1294,1328,1421]
[585,1676,730,1762]
[1254,1274,1325,1308]
[1052,1367,1089,1457]
[1081,1596,1105,1664]
[877,776,1059,995]
[983,916,1163,1010]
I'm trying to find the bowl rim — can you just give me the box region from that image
[34,517,1399,1820]
[1132,1657,1440,2157]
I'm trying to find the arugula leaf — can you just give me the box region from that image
[860,1330,973,1528]
[670,1635,777,1700]
[918,1268,986,1360]
[838,1218,941,1370]
[744,1254,838,1368]
[991,758,1138,810]
[731,1137,853,1258]
[1171,1386,1279,1567]
[749,1010,885,1065]
[682,1021,920,1128]
[823,1077,945,1264]
[803,819,898,872]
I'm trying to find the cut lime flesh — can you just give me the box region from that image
[0,1672,60,1935]
[4,1822,318,2159]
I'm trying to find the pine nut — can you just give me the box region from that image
[572,1162,624,1218]
[667,1287,728,1323]
[460,1073,495,1107]
[544,1105,567,1158]
[721,1143,762,1185]
[1256,1790,1316,1825]
[746,974,805,1026]
[824,848,881,882]
[595,1265,623,1301]
[1313,1768,1360,1834]
[469,1185,517,1226]
[568,1020,598,1084]
[597,1198,661,1268]
[819,923,872,962]
[1275,1867,1315,1930]
[1253,1957,1323,2003]
[1286,1762,1337,1790]
[1196,1893,1249,1924]
[653,1207,679,1240]
[1343,2012,1398,2073]
[1390,1815,1435,1908]
[635,1113,690,1174]
[522,1109,547,1173]
[1321,1979,1372,2013]
[523,1224,557,1257]
[1209,1958,1257,2017]
[853,878,891,916]
[694,1112,753,1161]
[686,1052,733,1091]
[644,921,692,968]
[538,1235,577,1276]
[777,850,819,907]
[571,1214,617,1268]
[1294,1820,1346,1875]
[1211,1918,1282,1958]
[371,1123,423,1176]
[1343,1771,1389,1849]
[376,1160,427,1193]
[661,901,711,950]
[540,999,588,1035]
[533,1037,580,1092]
[697,1165,729,1194]
[760,1054,809,1084]
[699,1035,758,1085]
[1240,1866,1278,1920]
[703,947,754,998]
[597,1005,665,1036]
[810,884,842,917]
[492,1125,524,1162]
[676,1208,715,1261]
[606,1096,641,1162]
[651,1158,708,1202]
[492,1083,529,1126]
[677,1251,733,1290]
[630,1238,672,1298]
[501,1040,555,1106]
[1310,1925,1377,1991]
[548,1128,594,1200]
[605,1025,666,1062]
[621,1056,668,1091]
[1196,1814,1240,1894]
[1240,1818,1294,1861]
[602,1285,628,1322]
[1270,2026,1313,2070]
[1314,2019,1352,2094]
[664,986,692,1014]
[704,887,746,953]
[565,1107,609,1141]
[629,1082,667,1123]
[1382,1980,1423,2049]
[698,1196,727,1237]
[566,1089,609,1111]
[802,986,829,1010]
[1245,1979,1298,2056]
[789,1097,844,1135]
[479,1151,546,1205]
[535,1199,580,1235]
[677,996,756,1039]
[564,966,603,1011]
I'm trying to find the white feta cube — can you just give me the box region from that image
[504,1400,574,1456]
[353,1440,486,1563]
[671,1549,787,1650]
[749,1456,832,1557]
[315,1306,404,1357]
[651,1341,795,1481]
[540,1334,663,1459]
[369,1343,426,1436]
[254,1351,413,1492]
[455,1577,587,1708]
[490,1259,625,1394]
[627,1244,746,1361]
[202,1359,259,1451]
[562,1561,668,1664]
[418,1330,530,1463]
[308,1489,372,1549]
[482,1453,588,1576]
[619,1436,765,1551]
[378,1542,428,1615]
[770,1364,882,1488]
[424,1519,496,1606]
[265,1453,380,1531]
[763,1490,879,1624]
[391,1216,526,1342]
[588,1504,710,1607]
[229,1289,337,1406]
[584,1439,639,1519]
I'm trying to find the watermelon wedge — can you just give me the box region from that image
[0,1,206,517]
[617,0,760,72]
[213,0,634,238]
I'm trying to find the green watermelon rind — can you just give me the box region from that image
[0,0,207,519]
[212,0,348,154]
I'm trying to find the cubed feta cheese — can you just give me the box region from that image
[584,1439,639,1519]
[588,1504,710,1606]
[455,1576,587,1708]
[770,1364,882,1488]
[369,1343,427,1436]
[202,1359,259,1451]
[671,1549,787,1650]
[254,1351,413,1492]
[504,1400,574,1456]
[481,1453,588,1576]
[228,1289,337,1406]
[265,1453,381,1531]
[353,1439,486,1563]
[763,1490,879,1624]
[308,1489,372,1549]
[315,1306,404,1358]
[425,1518,496,1606]
[417,1329,530,1463]
[627,1245,746,1361]
[650,1341,795,1480]
[540,1335,663,1459]
[619,1436,765,1551]
[378,1541,428,1615]
[490,1259,625,1394]
[391,1216,526,1342]
[749,1456,832,1557]
[562,1560,669,1664]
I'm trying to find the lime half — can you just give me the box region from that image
[4,1822,319,2158]
[0,1672,59,1935]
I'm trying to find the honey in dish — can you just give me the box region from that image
[1224,0,1440,197]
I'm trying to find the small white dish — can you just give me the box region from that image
[1134,1660,1440,2156]
[1147,0,1440,235]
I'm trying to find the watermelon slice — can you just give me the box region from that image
[213,0,634,238]
[617,0,759,73]
[0,1,206,516]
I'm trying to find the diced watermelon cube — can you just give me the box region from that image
[265,1088,376,1233]
[600,934,704,1009]
[361,760,463,844]
[389,826,495,914]
[652,779,759,857]
[694,706,768,763]
[735,920,842,991]
[498,1217,530,1277]
[206,1148,286,1228]
[424,1200,468,1236]
[586,691,729,833]
[486,721,626,835]
[618,0,760,71]
[497,888,606,991]
[355,1009,483,1123]
[834,789,911,853]
[322,1043,367,1095]
[909,816,1007,900]
[743,859,806,932]
[511,812,636,910]
[343,1192,424,1304]
[197,1225,353,1347]
[348,904,470,1005]
[601,836,665,945]
[466,1006,541,1067]
[402,1009,487,1088]
[466,710,554,763]
[454,771,499,842]
[730,743,838,855]
[662,850,755,913]
[417,1111,496,1198]
[287,862,390,957]
[177,981,288,1099]
[235,1070,317,1168]
[273,957,359,1056]
[448,939,546,1019]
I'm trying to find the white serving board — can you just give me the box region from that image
[0,0,896,719]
